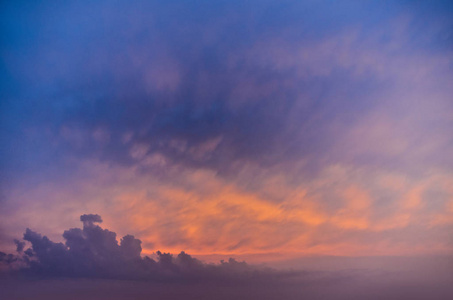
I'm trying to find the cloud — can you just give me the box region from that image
[1,0,452,264]
[13,239,25,252]
[2,0,451,185]
[80,214,103,226]
[1,214,296,282]
[2,253,453,300]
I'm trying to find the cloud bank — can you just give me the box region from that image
[1,214,291,283]
[2,214,451,299]
[1,0,452,263]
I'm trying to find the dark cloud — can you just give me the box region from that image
[1,214,295,282]
[13,239,25,253]
[2,260,453,300]
[3,0,451,186]
[80,214,103,226]
[2,215,453,299]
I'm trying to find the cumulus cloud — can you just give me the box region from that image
[80,214,103,225]
[1,214,294,282]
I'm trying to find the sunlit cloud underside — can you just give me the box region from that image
[1,1,452,261]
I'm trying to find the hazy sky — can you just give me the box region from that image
[1,1,453,298]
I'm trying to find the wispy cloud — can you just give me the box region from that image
[1,0,452,264]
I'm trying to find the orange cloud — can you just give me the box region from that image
[330,186,371,230]
[2,161,453,260]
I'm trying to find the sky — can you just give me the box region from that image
[1,0,453,299]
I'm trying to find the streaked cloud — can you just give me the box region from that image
[1,0,452,267]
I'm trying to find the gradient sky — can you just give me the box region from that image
[1,0,453,271]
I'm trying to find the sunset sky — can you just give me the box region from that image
[1,1,453,299]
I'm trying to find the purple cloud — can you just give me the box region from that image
[1,214,296,283]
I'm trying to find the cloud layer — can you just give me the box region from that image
[1,214,289,282]
[1,0,452,261]
[3,214,452,300]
